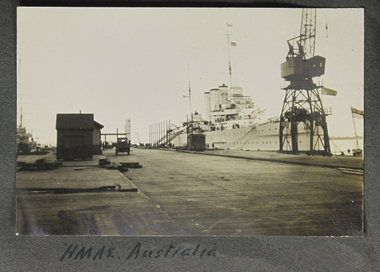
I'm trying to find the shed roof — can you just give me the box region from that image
[94,121,104,129]
[56,114,98,130]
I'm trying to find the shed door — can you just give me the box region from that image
[63,135,84,147]
[62,135,84,158]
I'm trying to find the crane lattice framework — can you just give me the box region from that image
[279,8,331,155]
[299,9,316,60]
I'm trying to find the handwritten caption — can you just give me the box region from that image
[60,243,216,261]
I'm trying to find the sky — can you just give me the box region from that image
[17,8,364,145]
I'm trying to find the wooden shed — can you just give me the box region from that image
[56,113,103,160]
[93,121,104,155]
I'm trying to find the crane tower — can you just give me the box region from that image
[279,9,331,155]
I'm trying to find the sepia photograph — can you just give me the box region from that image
[16,7,363,236]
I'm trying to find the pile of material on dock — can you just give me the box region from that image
[98,155,142,173]
[17,153,60,171]
[338,168,364,175]
[98,155,110,166]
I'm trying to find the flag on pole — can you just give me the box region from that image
[125,118,131,140]
[321,87,337,96]
[351,106,364,119]
[230,42,237,46]
[227,23,233,27]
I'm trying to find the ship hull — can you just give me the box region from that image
[171,121,315,151]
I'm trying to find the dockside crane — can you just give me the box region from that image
[279,8,332,155]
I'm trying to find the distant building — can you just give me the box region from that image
[56,113,104,160]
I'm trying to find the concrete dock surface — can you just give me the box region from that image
[16,148,363,236]
[174,148,364,170]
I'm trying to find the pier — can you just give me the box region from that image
[16,148,363,236]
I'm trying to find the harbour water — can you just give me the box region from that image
[330,138,364,155]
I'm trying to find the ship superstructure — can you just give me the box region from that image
[170,83,310,151]
[17,113,36,153]
[204,84,270,131]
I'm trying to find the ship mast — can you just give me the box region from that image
[352,112,360,149]
[19,105,23,128]
[188,64,192,116]
[227,23,233,87]
[183,64,193,148]
[18,58,23,129]
[188,64,193,138]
